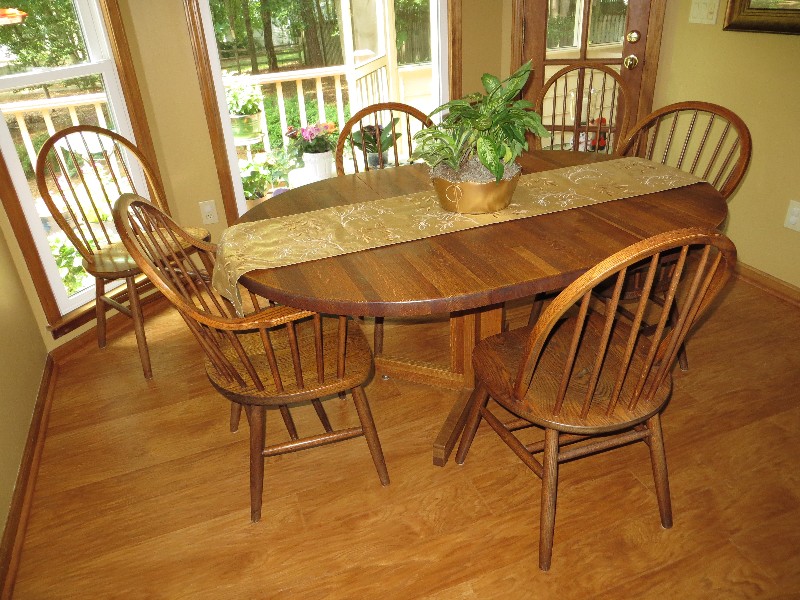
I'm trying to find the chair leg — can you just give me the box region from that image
[230,402,242,432]
[646,413,673,528]
[539,428,560,571]
[126,276,152,379]
[455,383,490,465]
[351,385,390,486]
[373,317,384,355]
[248,405,266,522]
[96,277,107,348]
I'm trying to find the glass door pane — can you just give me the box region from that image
[545,0,628,60]
[546,0,581,60]
[587,0,627,59]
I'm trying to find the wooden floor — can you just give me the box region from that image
[10,277,800,598]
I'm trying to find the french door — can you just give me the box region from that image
[512,0,666,130]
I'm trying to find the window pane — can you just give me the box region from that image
[1,74,121,300]
[587,0,627,59]
[395,0,431,65]
[351,0,385,65]
[546,0,580,60]
[0,1,89,76]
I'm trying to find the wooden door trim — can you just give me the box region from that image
[0,0,161,331]
[183,0,239,227]
[448,0,462,100]
[637,0,666,123]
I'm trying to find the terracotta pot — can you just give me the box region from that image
[432,172,521,214]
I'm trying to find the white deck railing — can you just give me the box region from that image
[0,92,109,169]
[2,64,432,168]
[224,64,350,151]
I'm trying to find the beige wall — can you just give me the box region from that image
[0,211,47,530]
[654,0,800,287]
[461,0,508,94]
[120,0,227,242]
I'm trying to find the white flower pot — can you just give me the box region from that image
[302,151,334,184]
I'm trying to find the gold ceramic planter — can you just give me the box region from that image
[433,173,521,214]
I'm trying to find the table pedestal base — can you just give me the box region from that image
[371,305,505,466]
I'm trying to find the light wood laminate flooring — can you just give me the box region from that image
[10,277,800,598]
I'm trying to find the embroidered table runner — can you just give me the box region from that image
[213,157,701,313]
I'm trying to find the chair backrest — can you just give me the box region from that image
[335,102,433,176]
[535,62,629,155]
[113,194,351,396]
[36,124,169,264]
[616,101,752,199]
[513,228,736,422]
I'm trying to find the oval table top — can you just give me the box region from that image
[238,151,727,318]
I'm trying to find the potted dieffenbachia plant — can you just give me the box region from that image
[412,60,549,213]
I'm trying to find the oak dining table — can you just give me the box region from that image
[235,150,728,465]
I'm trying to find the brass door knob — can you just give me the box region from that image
[623,54,639,69]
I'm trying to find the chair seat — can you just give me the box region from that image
[474,312,672,435]
[206,318,374,405]
[83,242,141,278]
[85,225,211,279]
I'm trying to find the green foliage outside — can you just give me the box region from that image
[412,61,549,182]
[0,0,86,73]
[15,131,50,178]
[547,15,575,48]
[395,0,431,64]
[262,94,347,149]
[48,233,89,296]
[239,148,297,200]
[208,0,432,72]
[209,0,341,72]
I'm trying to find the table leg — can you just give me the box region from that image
[433,304,504,466]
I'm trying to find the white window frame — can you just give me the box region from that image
[0,0,138,314]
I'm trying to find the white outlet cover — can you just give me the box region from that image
[689,0,719,24]
[785,199,800,232]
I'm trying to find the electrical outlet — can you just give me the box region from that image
[199,200,218,225]
[785,200,800,232]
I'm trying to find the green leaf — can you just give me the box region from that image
[477,137,503,182]
[481,73,501,94]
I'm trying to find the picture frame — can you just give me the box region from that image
[723,0,800,34]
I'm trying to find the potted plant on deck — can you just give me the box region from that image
[239,148,295,208]
[351,118,401,168]
[226,82,265,142]
[412,60,549,213]
[285,122,338,184]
